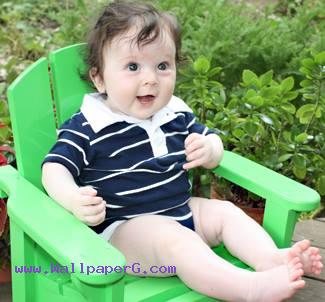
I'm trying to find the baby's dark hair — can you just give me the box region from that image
[82,1,182,83]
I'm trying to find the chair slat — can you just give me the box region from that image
[49,43,94,126]
[7,58,57,189]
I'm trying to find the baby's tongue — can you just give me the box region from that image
[137,95,154,103]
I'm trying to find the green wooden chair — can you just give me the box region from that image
[0,43,320,302]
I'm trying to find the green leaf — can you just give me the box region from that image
[243,122,258,136]
[294,132,308,143]
[292,154,306,168]
[281,103,296,114]
[216,88,226,104]
[193,56,210,74]
[278,154,293,162]
[259,114,273,125]
[283,91,298,101]
[0,83,6,95]
[296,104,315,124]
[316,175,325,195]
[247,96,264,107]
[0,126,10,141]
[227,98,238,110]
[315,51,325,65]
[207,67,222,77]
[281,77,294,93]
[292,155,306,179]
[178,83,195,90]
[283,131,292,142]
[0,100,9,117]
[300,79,313,88]
[260,70,273,86]
[299,67,311,76]
[260,87,279,99]
[232,128,245,139]
[242,69,258,86]
[293,165,306,179]
[301,58,317,70]
[245,89,257,98]
[315,106,322,119]
[77,0,86,10]
[302,93,315,100]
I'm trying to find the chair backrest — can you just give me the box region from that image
[7,44,93,189]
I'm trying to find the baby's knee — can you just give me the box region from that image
[155,225,202,258]
[215,200,243,217]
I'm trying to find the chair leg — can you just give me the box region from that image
[71,274,124,302]
[263,200,298,248]
[10,220,37,302]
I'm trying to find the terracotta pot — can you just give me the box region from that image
[237,205,265,225]
[0,265,11,283]
[210,183,265,225]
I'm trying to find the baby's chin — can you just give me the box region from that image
[132,111,155,120]
[132,102,166,120]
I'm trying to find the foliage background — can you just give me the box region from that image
[0,0,324,216]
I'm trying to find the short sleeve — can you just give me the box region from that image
[42,114,94,178]
[183,112,215,136]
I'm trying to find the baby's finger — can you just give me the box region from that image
[79,186,97,196]
[185,139,204,155]
[183,158,202,170]
[81,195,103,206]
[85,210,106,226]
[186,148,204,162]
[87,201,106,216]
[184,133,201,149]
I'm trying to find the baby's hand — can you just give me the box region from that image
[70,186,106,226]
[183,133,214,170]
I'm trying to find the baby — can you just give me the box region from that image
[42,1,323,301]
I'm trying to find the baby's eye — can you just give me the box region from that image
[128,63,138,71]
[158,62,168,71]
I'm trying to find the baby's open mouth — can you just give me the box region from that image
[137,95,155,104]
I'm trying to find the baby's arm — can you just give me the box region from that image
[42,162,106,226]
[183,133,224,170]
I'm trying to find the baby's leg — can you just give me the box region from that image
[189,197,323,275]
[110,214,304,301]
[189,197,279,271]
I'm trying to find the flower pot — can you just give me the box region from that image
[210,181,265,225]
[237,205,265,225]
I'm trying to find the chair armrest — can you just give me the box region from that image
[213,151,320,211]
[0,165,126,285]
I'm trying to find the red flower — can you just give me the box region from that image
[0,146,15,166]
[0,198,7,237]
[0,146,14,236]
[0,153,7,166]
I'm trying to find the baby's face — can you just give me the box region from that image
[92,26,177,120]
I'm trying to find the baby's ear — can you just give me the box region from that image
[89,68,105,93]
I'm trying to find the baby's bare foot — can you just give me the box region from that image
[258,240,323,275]
[288,240,323,275]
[248,257,305,302]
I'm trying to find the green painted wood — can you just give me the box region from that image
[7,58,57,190]
[0,165,125,286]
[214,151,320,211]
[49,43,94,126]
[124,277,189,302]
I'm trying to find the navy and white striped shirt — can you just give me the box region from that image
[43,93,214,238]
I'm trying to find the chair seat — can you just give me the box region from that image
[30,244,248,302]
[124,245,250,302]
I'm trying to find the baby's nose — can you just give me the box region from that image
[143,70,158,85]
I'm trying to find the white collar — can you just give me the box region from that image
[80,93,192,133]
